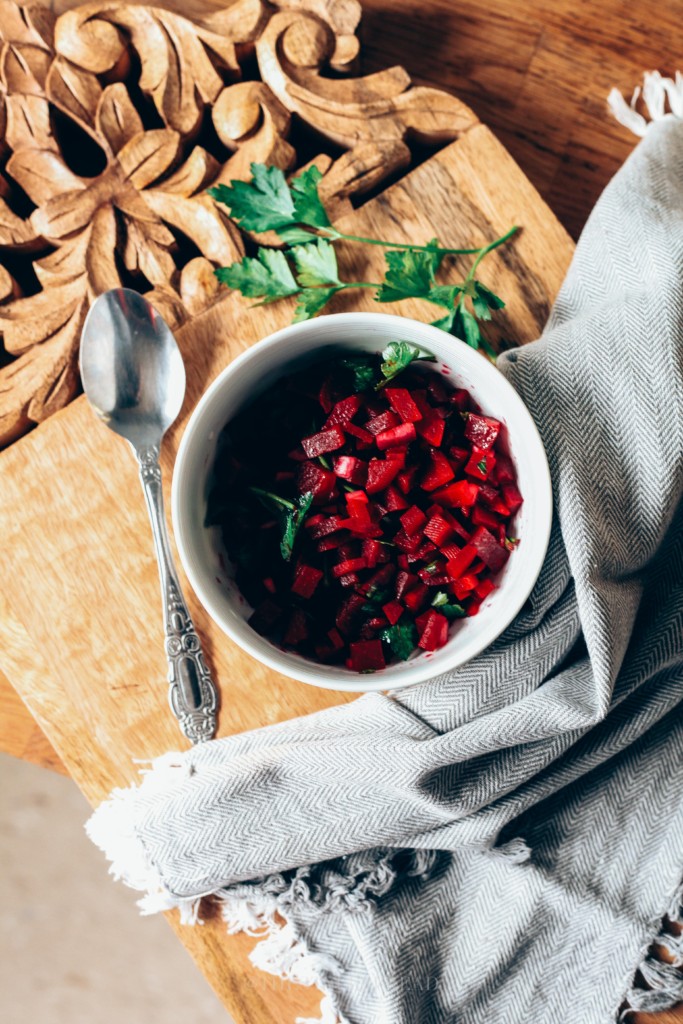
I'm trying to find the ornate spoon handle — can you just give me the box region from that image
[135,444,219,744]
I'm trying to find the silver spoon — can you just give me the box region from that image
[79,287,219,744]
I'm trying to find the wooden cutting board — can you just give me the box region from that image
[0,126,573,1021]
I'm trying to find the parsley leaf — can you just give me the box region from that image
[476,458,487,474]
[293,286,341,322]
[376,249,437,303]
[340,354,377,392]
[290,238,340,287]
[474,280,506,310]
[377,340,436,388]
[215,249,298,302]
[431,591,466,618]
[209,164,295,233]
[452,304,482,350]
[472,291,493,321]
[280,492,314,561]
[381,620,418,661]
[290,166,332,229]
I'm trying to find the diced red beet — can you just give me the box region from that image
[449,445,469,468]
[376,422,417,450]
[471,504,502,531]
[395,571,415,599]
[333,557,367,578]
[339,572,360,588]
[325,394,362,428]
[382,600,404,625]
[385,445,408,468]
[432,480,480,508]
[408,540,437,563]
[336,593,366,633]
[385,387,423,423]
[291,564,323,598]
[465,446,496,480]
[397,553,410,570]
[450,388,470,411]
[416,409,445,447]
[333,455,367,487]
[318,376,334,414]
[465,413,501,450]
[367,615,389,630]
[401,505,428,536]
[284,609,309,646]
[426,376,451,404]
[421,450,455,491]
[348,639,385,672]
[317,535,349,552]
[263,576,276,595]
[393,529,423,553]
[403,582,430,612]
[338,518,383,538]
[248,599,283,635]
[470,526,509,572]
[297,461,336,504]
[495,452,516,483]
[466,599,482,617]
[344,422,374,447]
[417,610,449,651]
[328,627,345,650]
[346,489,370,522]
[308,514,346,539]
[446,543,478,579]
[475,578,496,600]
[453,574,478,600]
[275,470,295,483]
[440,542,463,562]
[396,465,419,494]
[301,425,346,459]
[366,457,402,495]
[501,481,524,512]
[383,485,409,512]
[366,410,399,435]
[423,514,453,547]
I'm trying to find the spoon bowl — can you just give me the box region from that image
[80,288,186,451]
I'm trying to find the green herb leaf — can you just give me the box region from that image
[215,249,298,302]
[375,249,437,303]
[474,280,506,310]
[249,486,296,514]
[277,226,318,244]
[476,458,487,474]
[472,292,493,320]
[290,165,332,229]
[209,164,295,233]
[431,310,456,332]
[452,304,482,349]
[425,237,444,275]
[280,492,314,561]
[361,585,392,612]
[381,620,418,661]
[293,286,341,322]
[290,238,340,287]
[340,354,377,392]
[377,340,436,388]
[505,536,520,551]
[431,590,466,618]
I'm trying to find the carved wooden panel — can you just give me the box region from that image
[0,0,478,446]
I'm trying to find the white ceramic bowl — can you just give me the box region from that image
[172,312,552,693]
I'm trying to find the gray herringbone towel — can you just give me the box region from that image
[88,110,683,1024]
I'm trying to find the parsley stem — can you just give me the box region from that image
[465,225,519,281]
[249,486,296,512]
[321,226,518,259]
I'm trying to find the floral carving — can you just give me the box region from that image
[0,0,477,446]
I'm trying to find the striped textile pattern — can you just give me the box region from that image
[88,118,683,1024]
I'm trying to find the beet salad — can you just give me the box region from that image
[206,342,522,673]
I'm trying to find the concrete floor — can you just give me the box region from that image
[0,753,233,1024]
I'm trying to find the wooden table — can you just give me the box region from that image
[2,1,681,1021]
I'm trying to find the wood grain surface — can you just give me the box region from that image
[2,2,681,1021]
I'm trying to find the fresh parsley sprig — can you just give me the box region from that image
[209,163,518,354]
[249,487,313,562]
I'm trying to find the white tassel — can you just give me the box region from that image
[608,70,683,137]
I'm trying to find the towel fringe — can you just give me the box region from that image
[608,70,683,137]
[618,877,683,1020]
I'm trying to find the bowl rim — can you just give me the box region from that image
[171,311,552,693]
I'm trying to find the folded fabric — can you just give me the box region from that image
[88,103,683,1024]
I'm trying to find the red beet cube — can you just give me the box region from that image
[345,489,370,522]
[383,485,409,512]
[475,578,496,600]
[401,505,428,536]
[308,514,346,539]
[495,453,516,483]
[366,457,402,495]
[291,564,323,598]
[366,410,399,435]
[301,425,346,459]
[465,447,496,480]
[465,413,501,450]
[417,610,449,651]
[421,451,455,491]
[336,593,365,633]
[344,422,374,447]
[385,387,423,423]
[297,461,336,504]
[470,526,509,572]
[283,608,308,645]
[416,409,445,447]
[376,422,417,450]
[501,481,524,512]
[453,574,478,600]
[423,514,453,547]
[333,455,367,487]
[471,504,502,531]
[403,582,430,612]
[333,557,367,578]
[396,465,419,494]
[382,600,404,625]
[348,639,386,672]
[362,539,383,567]
[446,543,478,579]
[432,480,480,508]
[325,394,362,428]
[328,627,345,650]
